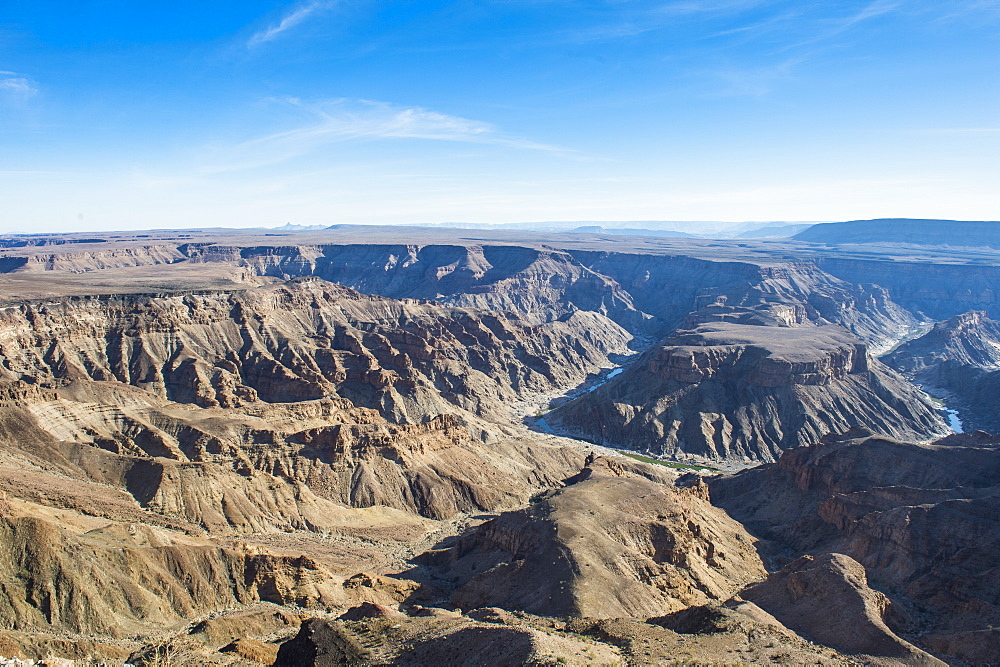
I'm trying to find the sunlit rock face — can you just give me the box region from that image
[550,323,947,462]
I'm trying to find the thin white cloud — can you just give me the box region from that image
[0,71,38,100]
[914,128,1000,134]
[780,0,905,50]
[202,99,571,172]
[838,0,904,32]
[247,1,332,48]
[548,0,770,43]
[709,56,805,96]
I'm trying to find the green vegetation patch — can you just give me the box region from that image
[620,451,718,472]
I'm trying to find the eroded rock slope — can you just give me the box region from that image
[550,323,946,462]
[711,430,1000,664]
[884,310,1000,431]
[420,456,766,619]
[0,277,628,426]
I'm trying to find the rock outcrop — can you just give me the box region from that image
[711,431,1000,664]
[884,310,1000,373]
[0,278,629,427]
[550,323,947,462]
[0,498,341,638]
[742,553,943,665]
[420,457,766,618]
[884,310,1000,431]
[571,252,918,351]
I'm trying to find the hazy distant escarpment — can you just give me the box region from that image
[794,218,1000,247]
[198,242,923,348]
[815,257,1000,320]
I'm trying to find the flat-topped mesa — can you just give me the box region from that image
[884,309,1000,373]
[548,322,946,462]
[650,325,870,387]
[17,244,185,272]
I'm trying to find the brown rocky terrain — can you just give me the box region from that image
[884,310,1000,374]
[0,226,998,664]
[742,553,943,665]
[0,233,927,348]
[418,456,765,619]
[710,430,1000,664]
[0,278,628,428]
[884,310,1000,431]
[0,277,634,658]
[263,602,849,667]
[550,322,947,462]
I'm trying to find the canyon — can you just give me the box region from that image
[0,224,995,665]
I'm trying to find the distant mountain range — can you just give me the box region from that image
[794,218,1000,247]
[277,220,823,238]
[270,218,1000,247]
[558,225,697,237]
[272,223,331,231]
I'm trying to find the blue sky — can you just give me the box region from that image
[1,1,998,232]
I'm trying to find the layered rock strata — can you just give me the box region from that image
[0,278,628,637]
[710,430,1000,664]
[0,240,924,350]
[0,277,629,426]
[550,323,947,462]
[884,310,1000,431]
[420,457,766,618]
[570,252,917,351]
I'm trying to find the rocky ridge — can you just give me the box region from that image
[549,323,947,462]
[884,310,1000,374]
[884,310,1000,431]
[0,278,628,428]
[710,430,1000,664]
[419,456,766,619]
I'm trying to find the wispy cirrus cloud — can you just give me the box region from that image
[778,0,905,50]
[0,71,38,101]
[247,1,334,48]
[544,0,772,44]
[709,55,807,96]
[834,0,904,33]
[202,98,571,172]
[914,127,1000,134]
